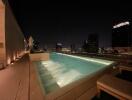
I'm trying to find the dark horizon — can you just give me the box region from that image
[8,0,132,48]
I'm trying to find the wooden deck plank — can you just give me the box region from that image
[0,54,29,100]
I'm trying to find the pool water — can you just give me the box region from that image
[34,52,114,93]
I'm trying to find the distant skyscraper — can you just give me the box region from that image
[56,43,62,52]
[82,40,89,52]
[70,44,76,52]
[112,21,132,47]
[87,34,99,53]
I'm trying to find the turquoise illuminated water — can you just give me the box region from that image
[34,52,114,93]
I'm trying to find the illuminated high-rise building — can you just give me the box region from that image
[56,43,62,52]
[87,34,98,53]
[112,21,132,47]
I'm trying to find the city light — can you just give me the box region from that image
[113,21,130,29]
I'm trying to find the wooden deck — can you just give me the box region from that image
[0,54,30,100]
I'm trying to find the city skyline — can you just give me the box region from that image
[9,0,132,48]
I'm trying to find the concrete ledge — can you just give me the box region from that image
[97,74,132,100]
[29,53,49,61]
[30,61,45,100]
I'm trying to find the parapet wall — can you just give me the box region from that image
[0,1,25,66]
[114,47,132,53]
[29,53,49,61]
[5,2,25,65]
[0,0,5,65]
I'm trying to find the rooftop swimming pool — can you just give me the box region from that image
[34,52,114,94]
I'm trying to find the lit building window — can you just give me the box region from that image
[113,21,130,29]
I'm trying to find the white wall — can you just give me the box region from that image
[5,2,25,65]
[0,0,5,64]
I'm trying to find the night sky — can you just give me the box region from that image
[8,0,132,48]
